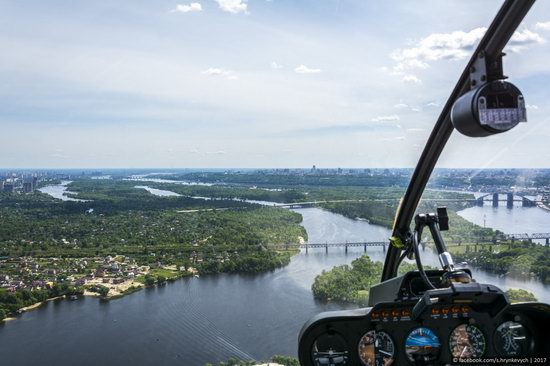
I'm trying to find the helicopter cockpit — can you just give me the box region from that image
[298,1,550,365]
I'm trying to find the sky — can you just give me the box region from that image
[2,0,550,169]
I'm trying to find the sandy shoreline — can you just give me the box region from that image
[2,295,66,322]
[85,278,145,298]
[19,295,66,312]
[1,278,146,323]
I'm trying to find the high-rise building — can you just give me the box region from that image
[3,183,14,193]
[23,182,32,193]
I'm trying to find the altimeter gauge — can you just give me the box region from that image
[449,324,486,359]
[358,330,395,366]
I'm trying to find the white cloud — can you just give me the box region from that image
[201,67,237,80]
[215,0,248,14]
[170,3,202,13]
[205,150,227,155]
[295,64,321,74]
[270,61,283,69]
[425,101,439,107]
[535,21,550,31]
[507,29,545,52]
[371,114,400,122]
[394,102,420,111]
[382,136,406,141]
[390,27,544,73]
[526,104,539,109]
[391,27,487,64]
[393,59,429,74]
[407,128,425,132]
[402,74,422,84]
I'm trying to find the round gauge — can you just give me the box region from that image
[358,330,395,366]
[311,332,349,366]
[449,324,486,359]
[494,321,534,357]
[405,327,441,363]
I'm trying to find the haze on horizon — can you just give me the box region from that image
[2,0,550,169]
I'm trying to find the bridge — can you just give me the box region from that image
[268,232,550,254]
[269,241,388,254]
[474,193,539,208]
[263,195,544,209]
[272,199,370,209]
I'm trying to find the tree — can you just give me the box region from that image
[506,288,537,303]
[98,286,109,298]
[271,355,299,366]
[144,275,156,286]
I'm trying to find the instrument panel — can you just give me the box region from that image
[299,302,550,365]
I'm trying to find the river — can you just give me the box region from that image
[458,194,550,238]
[2,187,549,365]
[38,180,89,202]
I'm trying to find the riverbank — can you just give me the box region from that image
[20,295,66,311]
[537,201,550,211]
[1,252,302,323]
[1,295,66,323]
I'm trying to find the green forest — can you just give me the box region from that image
[311,254,539,306]
[454,243,550,283]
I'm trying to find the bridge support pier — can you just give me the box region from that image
[345,244,348,254]
[383,243,386,253]
[493,193,499,207]
[305,244,308,254]
[476,197,484,206]
[546,238,549,246]
[325,243,328,254]
[507,193,514,208]
[522,197,536,207]
[364,244,367,253]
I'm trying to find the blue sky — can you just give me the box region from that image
[2,0,550,168]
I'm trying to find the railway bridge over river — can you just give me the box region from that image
[268,232,550,254]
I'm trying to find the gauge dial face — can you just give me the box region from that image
[405,327,440,363]
[311,332,349,366]
[494,321,533,357]
[449,324,486,359]
[358,330,395,366]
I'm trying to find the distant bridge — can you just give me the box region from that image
[264,194,544,209]
[272,199,370,209]
[268,232,550,254]
[474,193,539,208]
